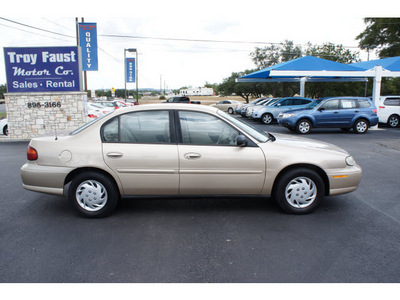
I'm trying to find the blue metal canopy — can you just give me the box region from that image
[239,55,366,81]
[351,56,400,71]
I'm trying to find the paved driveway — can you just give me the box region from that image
[0,121,399,283]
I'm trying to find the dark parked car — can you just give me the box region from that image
[278,97,378,134]
[163,97,201,104]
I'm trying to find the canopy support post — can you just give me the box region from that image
[300,77,307,97]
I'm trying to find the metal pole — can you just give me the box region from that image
[124,49,127,100]
[136,50,139,103]
[82,18,88,92]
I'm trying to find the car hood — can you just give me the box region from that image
[282,108,310,114]
[268,133,349,155]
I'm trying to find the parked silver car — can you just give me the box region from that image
[21,104,362,217]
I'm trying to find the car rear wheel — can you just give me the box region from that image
[261,113,273,124]
[228,107,234,114]
[68,171,119,218]
[388,115,399,128]
[3,125,8,136]
[353,119,368,134]
[273,168,324,214]
[296,119,311,134]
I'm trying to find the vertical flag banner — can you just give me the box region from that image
[78,23,98,71]
[126,58,136,83]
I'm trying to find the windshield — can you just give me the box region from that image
[307,98,324,109]
[217,111,270,143]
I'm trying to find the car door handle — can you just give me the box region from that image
[107,152,123,158]
[184,153,201,160]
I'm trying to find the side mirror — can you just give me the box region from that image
[318,107,325,112]
[236,135,247,147]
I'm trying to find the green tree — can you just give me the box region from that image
[250,40,302,70]
[219,70,267,102]
[305,42,360,63]
[0,84,6,99]
[356,18,400,58]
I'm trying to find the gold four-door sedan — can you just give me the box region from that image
[21,104,362,217]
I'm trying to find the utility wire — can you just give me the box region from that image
[0,17,75,38]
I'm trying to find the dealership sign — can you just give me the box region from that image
[126,58,135,83]
[4,46,81,93]
[78,23,98,71]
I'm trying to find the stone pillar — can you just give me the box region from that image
[4,92,87,139]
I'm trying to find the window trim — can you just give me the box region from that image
[175,110,258,147]
[101,109,177,144]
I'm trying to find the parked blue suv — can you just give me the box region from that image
[278,97,378,134]
[251,97,314,124]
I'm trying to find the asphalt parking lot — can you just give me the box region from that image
[1,118,400,283]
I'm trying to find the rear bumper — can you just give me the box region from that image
[21,162,72,196]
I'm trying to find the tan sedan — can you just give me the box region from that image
[21,104,362,217]
[210,100,242,114]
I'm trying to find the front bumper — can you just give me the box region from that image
[326,165,362,196]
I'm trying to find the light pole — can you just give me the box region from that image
[124,48,138,103]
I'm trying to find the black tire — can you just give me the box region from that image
[387,115,399,128]
[68,171,119,218]
[261,113,273,125]
[3,125,8,136]
[273,168,325,214]
[228,107,234,114]
[353,119,368,134]
[296,119,312,134]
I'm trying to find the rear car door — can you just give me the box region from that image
[176,110,266,195]
[101,110,179,195]
[339,99,358,126]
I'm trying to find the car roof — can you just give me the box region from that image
[111,103,220,115]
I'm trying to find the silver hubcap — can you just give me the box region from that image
[263,115,272,124]
[298,121,310,133]
[285,177,317,208]
[389,116,399,127]
[356,121,367,132]
[76,180,108,211]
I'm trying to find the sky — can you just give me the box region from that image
[0,0,397,92]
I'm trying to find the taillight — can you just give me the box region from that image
[27,146,38,161]
[373,109,377,114]
[88,114,97,118]
[379,106,385,109]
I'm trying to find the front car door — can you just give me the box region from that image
[101,110,179,195]
[314,99,341,126]
[176,110,266,195]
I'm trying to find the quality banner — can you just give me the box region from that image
[78,22,98,71]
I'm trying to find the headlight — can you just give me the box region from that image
[282,113,295,118]
[345,156,356,166]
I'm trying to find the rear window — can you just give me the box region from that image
[357,99,372,108]
[383,98,400,106]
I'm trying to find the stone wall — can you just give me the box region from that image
[5,92,87,139]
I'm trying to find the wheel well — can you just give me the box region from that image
[354,117,369,126]
[64,167,119,190]
[297,117,313,126]
[272,164,330,196]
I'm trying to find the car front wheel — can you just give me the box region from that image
[296,119,311,134]
[273,168,325,214]
[228,107,234,114]
[388,115,399,128]
[261,113,273,124]
[3,125,8,136]
[353,119,368,134]
[68,171,119,218]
